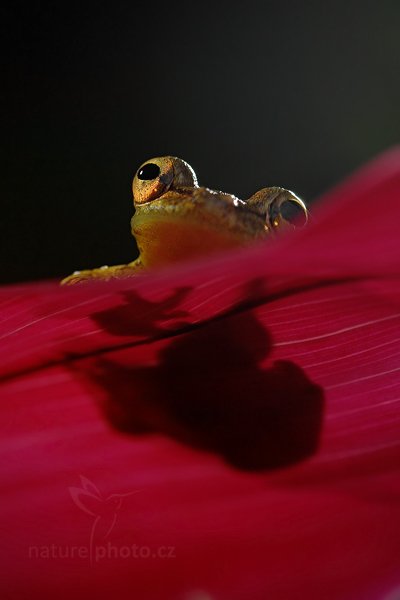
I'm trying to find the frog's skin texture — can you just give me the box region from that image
[62,156,307,284]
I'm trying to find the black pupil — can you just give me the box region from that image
[137,163,161,180]
[280,200,307,225]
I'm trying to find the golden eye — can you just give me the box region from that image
[132,156,198,206]
[132,157,174,205]
[265,189,308,231]
[246,186,308,232]
[271,197,308,228]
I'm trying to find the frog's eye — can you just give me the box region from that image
[269,196,308,229]
[247,186,308,231]
[133,156,198,205]
[266,192,308,231]
[133,157,174,205]
[137,163,161,181]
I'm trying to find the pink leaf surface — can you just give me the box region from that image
[1,148,400,599]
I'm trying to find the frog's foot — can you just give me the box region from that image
[246,187,308,231]
[61,258,143,285]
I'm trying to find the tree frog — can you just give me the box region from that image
[62,156,307,284]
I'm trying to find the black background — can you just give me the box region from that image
[2,1,399,283]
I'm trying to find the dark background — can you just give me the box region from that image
[2,1,399,283]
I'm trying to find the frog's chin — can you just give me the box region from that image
[131,209,253,269]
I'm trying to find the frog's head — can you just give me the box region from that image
[132,156,198,206]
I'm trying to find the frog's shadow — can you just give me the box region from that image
[81,279,324,471]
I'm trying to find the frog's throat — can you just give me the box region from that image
[131,199,267,269]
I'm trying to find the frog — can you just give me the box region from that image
[61,156,307,284]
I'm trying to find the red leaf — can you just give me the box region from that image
[1,148,400,599]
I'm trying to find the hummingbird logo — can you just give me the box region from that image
[69,476,139,562]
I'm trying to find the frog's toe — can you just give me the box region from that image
[60,270,93,285]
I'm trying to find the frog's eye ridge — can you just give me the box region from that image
[137,163,161,181]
